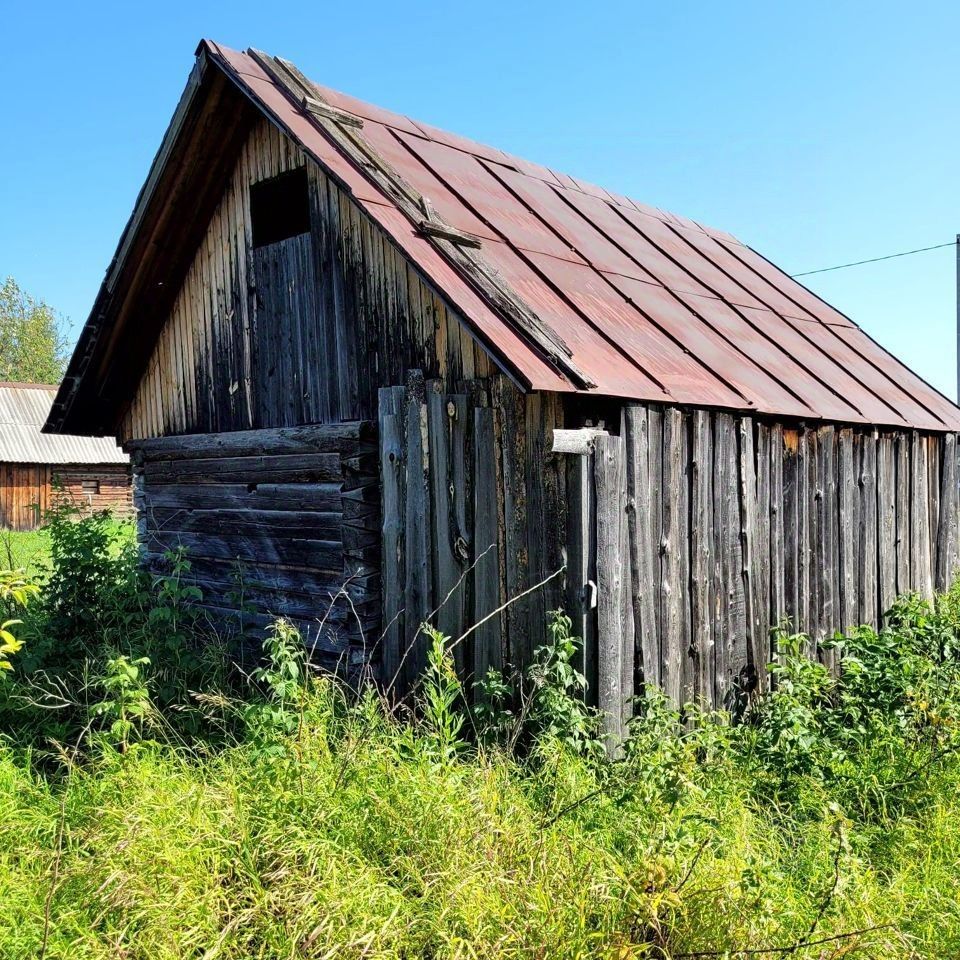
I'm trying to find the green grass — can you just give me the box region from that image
[4,513,960,958]
[2,679,960,959]
[0,527,52,578]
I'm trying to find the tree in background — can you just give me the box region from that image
[0,277,70,384]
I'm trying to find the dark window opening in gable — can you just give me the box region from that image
[250,167,311,248]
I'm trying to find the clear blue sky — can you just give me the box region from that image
[2,1,958,397]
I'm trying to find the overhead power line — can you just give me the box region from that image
[791,240,956,277]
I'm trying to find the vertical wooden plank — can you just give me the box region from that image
[403,373,432,687]
[660,408,684,706]
[877,434,898,617]
[769,424,786,632]
[936,433,960,591]
[928,435,941,586]
[859,432,879,627]
[690,410,714,705]
[473,407,503,684]
[838,428,857,633]
[624,405,658,690]
[566,449,597,704]
[755,424,772,690]
[492,377,530,669]
[782,428,800,631]
[378,386,405,688]
[910,431,934,600]
[427,385,470,674]
[594,433,629,747]
[738,418,763,695]
[817,427,838,666]
[895,434,911,597]
[647,405,664,681]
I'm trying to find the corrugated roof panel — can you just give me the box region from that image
[480,243,674,402]
[487,165,656,282]
[669,292,855,423]
[0,385,128,464]
[357,123,499,241]
[602,273,815,419]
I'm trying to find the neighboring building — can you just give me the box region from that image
[1,382,130,531]
[45,41,960,721]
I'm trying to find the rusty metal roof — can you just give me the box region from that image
[48,41,960,435]
[0,383,128,464]
[203,42,960,431]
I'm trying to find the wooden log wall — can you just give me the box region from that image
[52,465,133,519]
[121,117,495,443]
[378,373,566,693]
[580,405,960,724]
[129,422,379,670]
[0,464,131,531]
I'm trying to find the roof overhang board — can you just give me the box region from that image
[47,48,258,436]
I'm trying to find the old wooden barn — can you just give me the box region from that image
[2,382,130,531]
[47,41,960,720]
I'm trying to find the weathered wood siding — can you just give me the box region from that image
[378,373,567,693]
[581,406,960,721]
[54,465,133,519]
[129,422,379,669]
[121,117,495,442]
[0,464,51,531]
[0,463,132,531]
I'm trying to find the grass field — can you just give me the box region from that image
[3,513,960,957]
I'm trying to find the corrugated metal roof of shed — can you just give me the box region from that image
[0,384,128,465]
[201,42,960,431]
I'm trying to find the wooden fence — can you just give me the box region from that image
[377,373,566,694]
[378,377,960,728]
[577,406,960,737]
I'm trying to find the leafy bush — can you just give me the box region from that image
[4,514,960,955]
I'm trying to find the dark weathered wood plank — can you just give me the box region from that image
[473,406,503,684]
[660,408,684,706]
[129,421,373,460]
[690,409,714,705]
[379,386,405,687]
[937,433,959,590]
[910,431,934,599]
[877,434,897,618]
[838,428,857,633]
[859,432,878,626]
[143,452,344,485]
[594,433,629,748]
[624,405,658,691]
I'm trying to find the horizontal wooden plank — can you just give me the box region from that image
[128,421,375,460]
[143,453,343,485]
[142,529,343,570]
[141,481,344,512]
[146,507,343,539]
[142,551,376,597]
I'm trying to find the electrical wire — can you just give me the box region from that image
[791,240,956,277]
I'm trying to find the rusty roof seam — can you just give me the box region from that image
[715,239,951,427]
[655,221,917,425]
[475,159,757,407]
[590,197,865,422]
